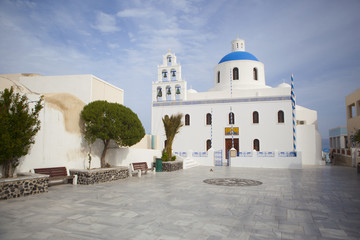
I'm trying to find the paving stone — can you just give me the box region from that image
[319,227,348,239]
[0,166,359,239]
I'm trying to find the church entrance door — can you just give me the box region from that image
[225,138,239,160]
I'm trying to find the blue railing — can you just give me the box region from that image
[174,152,187,157]
[192,152,208,157]
[235,151,297,157]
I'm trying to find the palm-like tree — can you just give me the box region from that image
[162,113,183,161]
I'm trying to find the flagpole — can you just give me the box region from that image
[291,74,296,152]
[230,68,234,149]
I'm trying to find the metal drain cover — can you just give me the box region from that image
[203,178,262,187]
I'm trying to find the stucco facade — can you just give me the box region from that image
[346,88,360,145]
[0,74,159,177]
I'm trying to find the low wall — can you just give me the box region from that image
[334,154,352,167]
[0,173,48,200]
[231,156,302,169]
[70,167,129,185]
[230,151,302,169]
[162,161,183,172]
[174,150,302,169]
[175,150,214,167]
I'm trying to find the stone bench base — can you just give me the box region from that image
[162,161,183,172]
[70,167,129,185]
[0,174,48,200]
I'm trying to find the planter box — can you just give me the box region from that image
[0,173,48,200]
[70,167,129,185]
[162,161,183,172]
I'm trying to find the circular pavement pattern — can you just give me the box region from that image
[203,178,262,187]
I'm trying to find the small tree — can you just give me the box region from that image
[162,113,183,161]
[0,87,43,178]
[353,128,360,147]
[81,100,145,168]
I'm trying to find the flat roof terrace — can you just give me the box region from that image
[0,166,359,240]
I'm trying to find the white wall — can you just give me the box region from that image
[1,74,151,175]
[107,148,161,170]
[184,149,214,167]
[91,76,124,104]
[19,74,124,105]
[212,60,266,91]
[230,153,302,169]
[296,105,318,128]
[296,125,322,165]
[16,100,160,172]
[152,98,294,154]
[19,75,93,104]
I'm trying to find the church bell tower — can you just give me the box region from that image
[152,50,187,102]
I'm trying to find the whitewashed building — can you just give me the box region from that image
[0,73,160,176]
[151,38,322,168]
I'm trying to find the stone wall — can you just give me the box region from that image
[334,153,353,167]
[0,174,48,200]
[162,161,183,172]
[70,167,129,185]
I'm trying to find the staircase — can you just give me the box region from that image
[174,154,199,169]
[183,157,199,169]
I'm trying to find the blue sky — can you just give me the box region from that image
[1,0,359,139]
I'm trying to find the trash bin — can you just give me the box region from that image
[156,158,162,172]
[357,163,360,174]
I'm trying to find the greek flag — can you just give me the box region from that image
[291,74,296,151]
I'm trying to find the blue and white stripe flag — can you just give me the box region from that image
[291,74,296,151]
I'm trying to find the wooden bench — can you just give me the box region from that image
[130,162,155,177]
[34,167,74,185]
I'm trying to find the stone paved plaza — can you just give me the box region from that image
[0,166,360,240]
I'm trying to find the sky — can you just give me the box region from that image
[0,0,359,140]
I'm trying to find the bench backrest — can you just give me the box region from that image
[34,167,68,177]
[132,162,148,171]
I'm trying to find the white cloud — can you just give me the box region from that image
[108,43,120,49]
[92,11,120,33]
[1,0,359,137]
[117,8,156,18]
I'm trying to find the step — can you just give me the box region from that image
[183,158,199,169]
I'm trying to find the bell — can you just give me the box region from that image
[172,71,176,77]
[167,88,171,95]
[163,72,167,78]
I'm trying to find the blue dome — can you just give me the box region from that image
[219,51,259,64]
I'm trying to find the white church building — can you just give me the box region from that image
[151,38,322,168]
